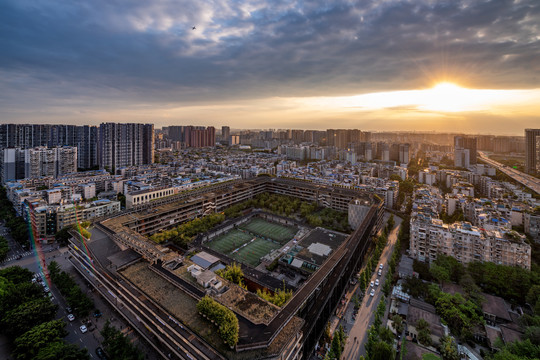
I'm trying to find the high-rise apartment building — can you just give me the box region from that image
[166,125,215,148]
[0,124,98,170]
[399,143,410,165]
[327,129,362,149]
[76,125,98,170]
[0,148,26,183]
[525,129,540,175]
[23,146,77,179]
[454,136,477,168]
[98,123,154,171]
[221,126,231,145]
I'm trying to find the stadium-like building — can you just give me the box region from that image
[68,176,384,360]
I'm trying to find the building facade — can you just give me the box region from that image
[410,219,531,269]
[525,129,540,175]
[98,123,154,171]
[454,136,477,168]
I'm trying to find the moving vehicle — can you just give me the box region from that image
[80,325,88,333]
[67,314,75,321]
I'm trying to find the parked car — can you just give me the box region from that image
[370,289,375,297]
[379,263,384,270]
[378,269,382,276]
[79,325,88,333]
[375,279,379,286]
[95,347,107,359]
[370,281,374,287]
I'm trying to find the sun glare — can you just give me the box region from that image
[293,82,538,115]
[422,82,471,112]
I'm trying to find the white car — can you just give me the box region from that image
[370,289,375,297]
[378,269,382,276]
[370,281,374,287]
[67,314,75,322]
[375,279,379,286]
[80,325,88,333]
[379,263,384,270]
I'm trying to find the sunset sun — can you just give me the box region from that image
[421,82,473,112]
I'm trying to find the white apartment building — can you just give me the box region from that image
[56,199,121,231]
[126,187,176,209]
[410,219,531,270]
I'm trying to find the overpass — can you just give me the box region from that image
[479,152,540,195]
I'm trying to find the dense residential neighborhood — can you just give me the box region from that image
[0,125,539,360]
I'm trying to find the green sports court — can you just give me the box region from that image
[239,217,297,244]
[206,217,297,266]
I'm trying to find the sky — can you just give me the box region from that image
[1,0,539,135]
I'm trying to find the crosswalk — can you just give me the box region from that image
[1,251,33,263]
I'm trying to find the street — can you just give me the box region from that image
[341,215,402,359]
[0,222,29,263]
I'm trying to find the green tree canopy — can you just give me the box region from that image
[101,320,143,360]
[34,341,89,360]
[370,341,395,360]
[1,297,58,339]
[439,336,459,360]
[14,320,68,360]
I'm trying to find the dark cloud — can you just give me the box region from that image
[0,0,539,122]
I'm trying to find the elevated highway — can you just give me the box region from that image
[479,152,540,195]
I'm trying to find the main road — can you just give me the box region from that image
[341,215,402,360]
[479,151,540,195]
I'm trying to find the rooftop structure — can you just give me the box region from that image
[73,176,383,359]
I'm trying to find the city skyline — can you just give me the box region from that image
[1,0,539,134]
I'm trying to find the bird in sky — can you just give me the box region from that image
[192,26,196,30]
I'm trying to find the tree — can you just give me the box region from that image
[196,296,239,347]
[0,236,8,262]
[439,336,459,360]
[391,314,404,334]
[330,328,343,359]
[490,339,540,360]
[34,341,89,360]
[387,215,395,231]
[117,192,126,208]
[370,341,395,360]
[430,264,450,285]
[55,226,73,246]
[257,285,293,307]
[379,326,395,344]
[48,261,61,281]
[0,266,33,284]
[216,262,245,287]
[0,281,44,318]
[101,320,143,360]
[416,319,432,346]
[14,320,68,360]
[524,326,540,345]
[527,285,540,314]
[1,297,58,339]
